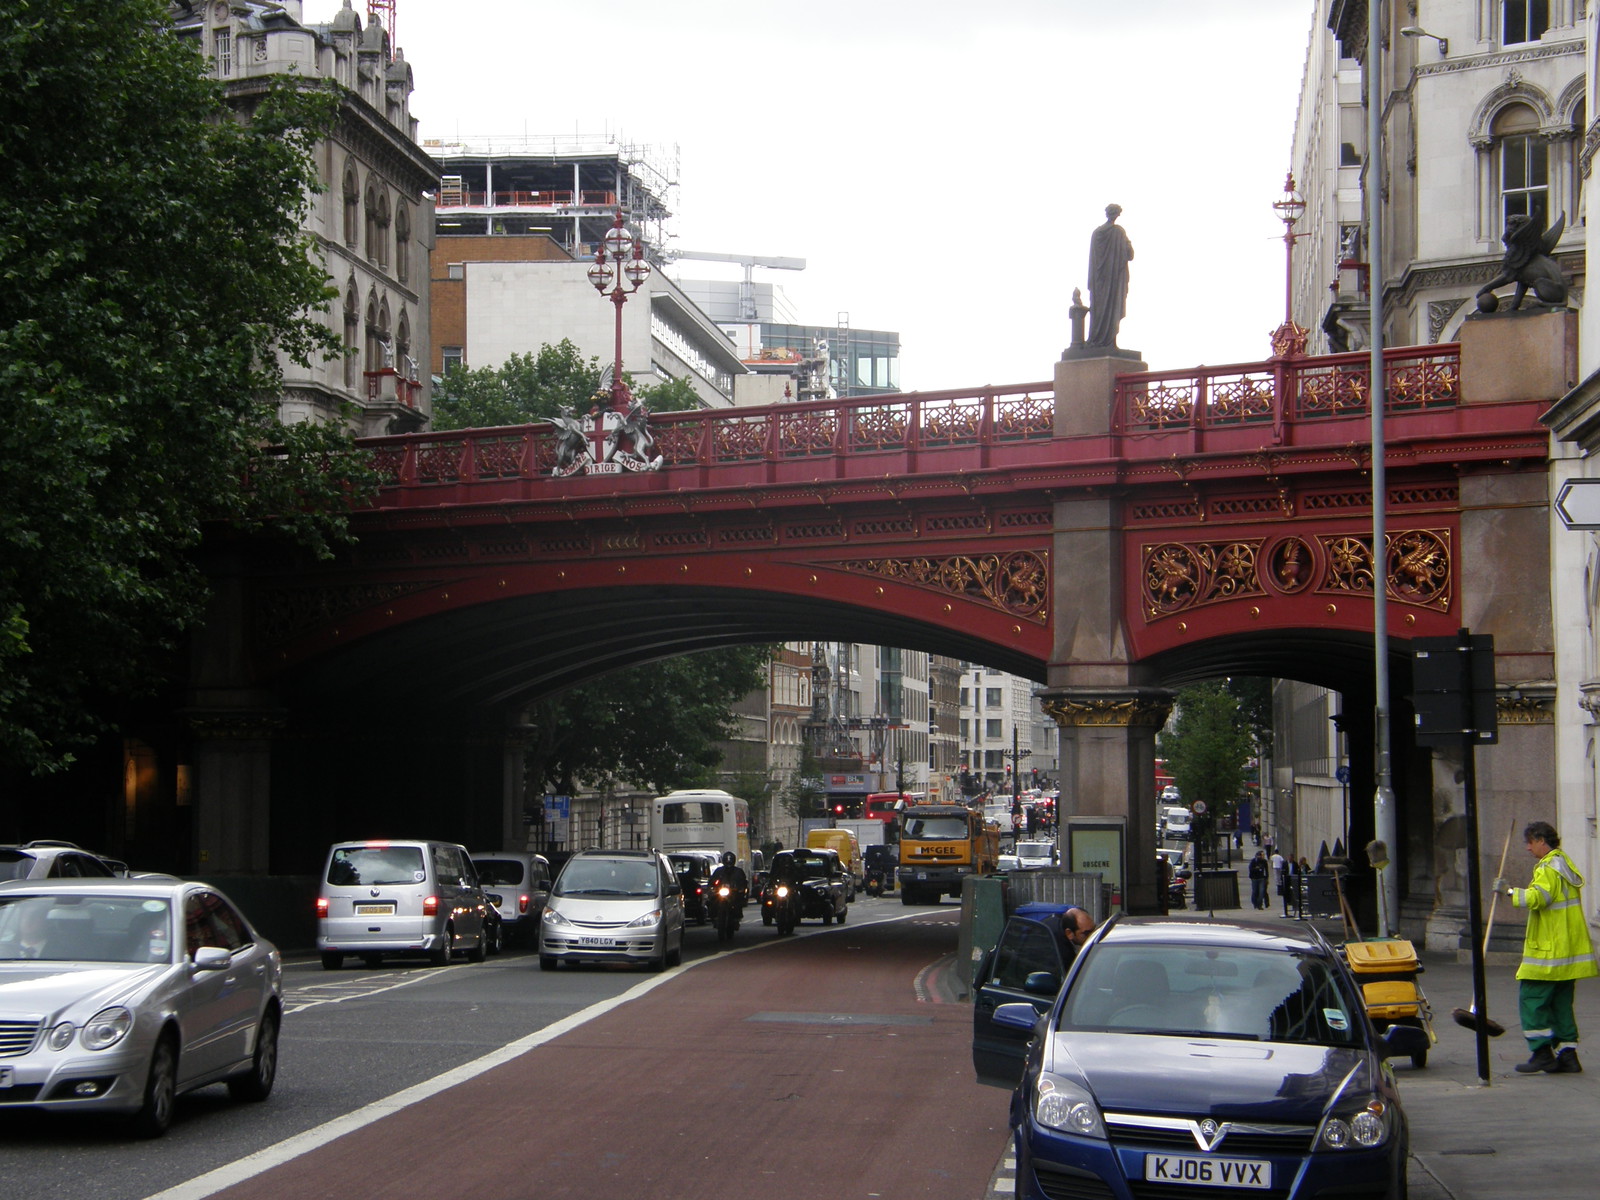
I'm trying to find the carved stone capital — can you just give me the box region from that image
[1040,688,1173,729]
[182,707,288,741]
[1497,686,1555,725]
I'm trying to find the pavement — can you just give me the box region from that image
[980,863,1600,1200]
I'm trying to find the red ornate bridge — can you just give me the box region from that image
[197,322,1558,921]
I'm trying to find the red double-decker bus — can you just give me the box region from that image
[863,792,922,825]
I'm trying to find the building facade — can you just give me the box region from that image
[173,1,439,435]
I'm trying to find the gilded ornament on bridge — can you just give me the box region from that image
[777,409,837,456]
[1322,535,1377,595]
[1127,381,1194,427]
[838,551,1049,621]
[1386,529,1451,608]
[1267,537,1314,593]
[1142,540,1264,617]
[1041,696,1172,729]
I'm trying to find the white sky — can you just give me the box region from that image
[305,1,1317,390]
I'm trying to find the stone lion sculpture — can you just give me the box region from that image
[1476,210,1568,312]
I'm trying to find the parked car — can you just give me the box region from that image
[975,914,1426,1200]
[0,841,123,882]
[469,851,552,948]
[539,849,684,972]
[0,877,283,1137]
[317,839,490,970]
[668,851,722,925]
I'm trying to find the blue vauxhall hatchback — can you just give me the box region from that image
[975,915,1427,1200]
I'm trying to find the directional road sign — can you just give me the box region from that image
[1554,478,1600,529]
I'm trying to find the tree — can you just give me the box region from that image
[0,2,374,773]
[430,340,704,432]
[521,647,772,797]
[1157,681,1256,824]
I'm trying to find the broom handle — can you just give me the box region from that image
[1482,820,1515,957]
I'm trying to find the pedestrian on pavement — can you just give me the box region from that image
[1270,848,1288,915]
[1248,850,1270,910]
[1494,820,1599,1074]
[1251,821,1261,846]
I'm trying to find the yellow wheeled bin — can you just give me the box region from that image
[1344,938,1435,1068]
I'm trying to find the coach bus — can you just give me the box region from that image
[649,789,752,867]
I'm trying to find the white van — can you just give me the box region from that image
[317,839,490,970]
[1162,807,1193,837]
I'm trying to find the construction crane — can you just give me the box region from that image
[666,250,805,322]
[368,0,397,46]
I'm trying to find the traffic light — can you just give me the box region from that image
[832,802,845,817]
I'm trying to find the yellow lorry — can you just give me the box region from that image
[895,804,1000,905]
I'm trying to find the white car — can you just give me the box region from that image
[0,877,282,1137]
[997,841,1057,872]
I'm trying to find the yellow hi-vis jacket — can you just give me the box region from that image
[1511,847,1600,982]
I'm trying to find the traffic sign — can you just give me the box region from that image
[1555,478,1600,529]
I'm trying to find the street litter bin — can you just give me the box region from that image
[1193,870,1240,911]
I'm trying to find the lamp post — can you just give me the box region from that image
[587,210,652,411]
[1270,172,1308,357]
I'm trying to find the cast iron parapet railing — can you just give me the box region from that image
[363,382,1056,489]
[1114,344,1460,438]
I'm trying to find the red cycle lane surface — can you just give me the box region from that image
[207,913,1009,1200]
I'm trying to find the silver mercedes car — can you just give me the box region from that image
[0,877,283,1136]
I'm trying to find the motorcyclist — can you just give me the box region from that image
[709,851,748,909]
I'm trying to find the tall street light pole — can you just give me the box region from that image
[1271,173,1308,358]
[587,210,652,411]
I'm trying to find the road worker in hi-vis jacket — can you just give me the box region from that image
[1494,821,1600,1074]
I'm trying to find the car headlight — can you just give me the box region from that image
[47,1022,76,1051]
[1034,1072,1106,1139]
[542,908,571,926]
[80,1007,134,1051]
[1318,1099,1391,1150]
[626,909,663,929]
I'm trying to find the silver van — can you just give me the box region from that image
[538,848,684,972]
[317,839,490,970]
[469,850,552,948]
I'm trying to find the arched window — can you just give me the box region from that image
[342,165,360,246]
[364,184,379,261]
[395,204,411,284]
[343,281,360,388]
[1494,103,1549,227]
[396,310,412,379]
[376,193,391,270]
[364,290,383,374]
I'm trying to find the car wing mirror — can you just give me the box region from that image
[191,946,231,971]
[993,1002,1044,1032]
[1023,970,1061,997]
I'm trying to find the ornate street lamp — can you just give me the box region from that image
[1270,172,1308,358]
[588,210,652,410]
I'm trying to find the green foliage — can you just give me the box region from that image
[522,646,773,797]
[430,340,603,430]
[1157,681,1256,823]
[430,339,705,431]
[1224,676,1273,754]
[778,744,828,821]
[0,2,369,772]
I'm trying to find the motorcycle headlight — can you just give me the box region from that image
[1318,1099,1391,1150]
[542,908,571,926]
[774,885,790,898]
[1033,1072,1106,1139]
[626,909,663,929]
[81,1007,134,1051]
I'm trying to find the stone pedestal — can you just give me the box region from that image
[1458,307,1577,405]
[1054,348,1146,438]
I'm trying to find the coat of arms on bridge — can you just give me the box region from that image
[548,397,663,477]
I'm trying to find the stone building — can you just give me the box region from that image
[172,0,438,434]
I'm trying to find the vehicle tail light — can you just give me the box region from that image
[316,897,329,919]
[518,894,530,915]
[423,895,439,916]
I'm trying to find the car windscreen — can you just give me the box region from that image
[327,845,427,887]
[1060,943,1361,1047]
[0,851,37,881]
[670,856,711,880]
[554,858,659,897]
[902,816,969,839]
[472,859,525,887]
[0,895,174,964]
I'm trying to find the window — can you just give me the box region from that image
[1494,104,1548,228]
[395,205,411,284]
[985,719,1004,740]
[447,262,465,280]
[1502,0,1549,46]
[985,688,1003,708]
[343,284,360,388]
[342,166,360,246]
[213,30,232,77]
[441,346,463,373]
